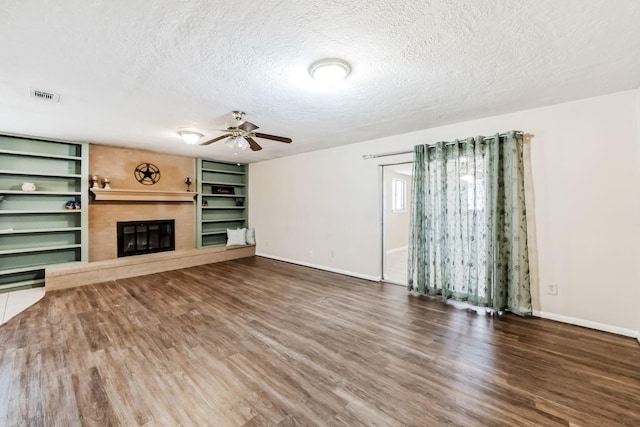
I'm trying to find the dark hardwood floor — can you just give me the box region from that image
[1,256,639,426]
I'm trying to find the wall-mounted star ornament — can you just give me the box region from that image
[134,163,161,185]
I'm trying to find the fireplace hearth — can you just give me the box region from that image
[117,219,175,258]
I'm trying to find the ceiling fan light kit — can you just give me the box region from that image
[236,137,250,151]
[178,131,203,145]
[225,136,250,151]
[198,111,292,152]
[309,58,351,84]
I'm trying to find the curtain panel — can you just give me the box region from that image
[408,131,531,316]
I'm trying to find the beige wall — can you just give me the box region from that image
[250,89,640,336]
[89,145,195,261]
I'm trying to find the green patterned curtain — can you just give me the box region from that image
[407,131,531,316]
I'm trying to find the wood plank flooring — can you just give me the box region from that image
[0,256,639,426]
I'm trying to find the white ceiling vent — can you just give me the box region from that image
[29,88,60,102]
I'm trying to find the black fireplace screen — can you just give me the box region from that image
[117,219,175,257]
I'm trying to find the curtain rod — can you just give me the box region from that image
[362,131,524,160]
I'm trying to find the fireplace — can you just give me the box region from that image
[117,220,175,258]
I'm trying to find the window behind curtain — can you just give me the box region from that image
[392,178,406,212]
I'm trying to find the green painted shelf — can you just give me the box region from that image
[201,230,228,236]
[0,169,81,178]
[0,148,81,161]
[0,266,46,276]
[0,190,82,196]
[201,194,246,198]
[201,218,245,223]
[201,168,245,175]
[201,181,246,187]
[0,278,45,291]
[0,227,82,235]
[0,244,82,256]
[0,210,82,214]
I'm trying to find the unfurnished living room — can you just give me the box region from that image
[1,1,639,426]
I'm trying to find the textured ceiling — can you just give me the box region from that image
[1,0,639,163]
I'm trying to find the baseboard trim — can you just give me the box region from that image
[255,253,380,282]
[385,245,408,255]
[533,310,639,339]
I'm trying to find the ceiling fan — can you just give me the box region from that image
[200,111,292,151]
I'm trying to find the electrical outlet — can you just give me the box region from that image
[309,249,314,257]
[330,250,334,258]
[547,283,558,295]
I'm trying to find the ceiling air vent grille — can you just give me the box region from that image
[29,88,60,102]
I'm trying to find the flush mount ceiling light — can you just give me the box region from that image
[308,58,351,84]
[178,131,203,145]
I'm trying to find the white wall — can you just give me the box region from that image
[249,89,640,336]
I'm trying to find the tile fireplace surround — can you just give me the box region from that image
[42,144,255,292]
[89,201,193,262]
[88,145,197,262]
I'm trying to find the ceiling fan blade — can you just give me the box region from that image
[239,121,259,132]
[254,132,292,143]
[244,136,263,151]
[200,134,231,145]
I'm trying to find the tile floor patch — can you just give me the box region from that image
[0,293,8,324]
[384,247,407,285]
[1,288,45,324]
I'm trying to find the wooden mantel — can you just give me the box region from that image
[90,188,197,202]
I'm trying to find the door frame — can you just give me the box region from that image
[379,161,413,285]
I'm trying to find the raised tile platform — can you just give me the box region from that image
[45,245,255,291]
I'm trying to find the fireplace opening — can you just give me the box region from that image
[117,219,175,257]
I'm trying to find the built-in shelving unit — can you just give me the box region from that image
[196,159,248,247]
[0,134,88,293]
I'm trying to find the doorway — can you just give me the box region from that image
[381,162,413,285]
